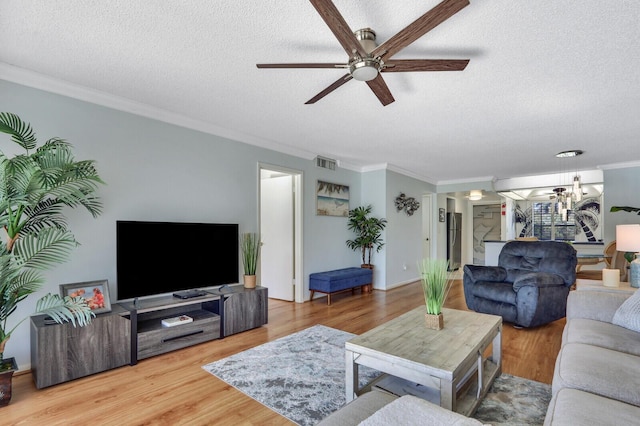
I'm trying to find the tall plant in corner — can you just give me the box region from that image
[346,205,387,267]
[0,112,103,366]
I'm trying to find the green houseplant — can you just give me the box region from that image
[241,232,260,289]
[346,205,387,268]
[418,258,454,330]
[0,112,103,405]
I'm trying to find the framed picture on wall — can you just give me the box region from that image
[60,279,112,314]
[316,180,350,217]
[439,208,446,222]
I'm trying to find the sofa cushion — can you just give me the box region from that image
[470,281,517,305]
[552,342,640,407]
[317,390,398,426]
[498,240,577,285]
[566,291,628,322]
[512,272,565,290]
[562,318,640,357]
[463,264,507,282]
[544,388,640,426]
[358,394,485,426]
[612,289,640,333]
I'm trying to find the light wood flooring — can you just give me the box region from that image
[5,280,564,425]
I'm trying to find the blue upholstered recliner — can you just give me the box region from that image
[463,241,577,328]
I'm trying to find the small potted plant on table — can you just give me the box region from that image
[419,258,454,330]
[241,232,261,289]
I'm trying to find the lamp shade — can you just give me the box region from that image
[616,224,640,252]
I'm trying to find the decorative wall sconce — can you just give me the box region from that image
[395,193,420,216]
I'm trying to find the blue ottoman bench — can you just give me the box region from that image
[309,267,373,305]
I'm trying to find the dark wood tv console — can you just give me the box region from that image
[122,292,223,362]
[30,285,268,388]
[30,304,131,389]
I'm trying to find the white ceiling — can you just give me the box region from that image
[1,1,640,184]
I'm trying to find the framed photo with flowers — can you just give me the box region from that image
[60,279,112,314]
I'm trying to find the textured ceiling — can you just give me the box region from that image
[1,1,639,184]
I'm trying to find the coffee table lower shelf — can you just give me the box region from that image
[370,358,500,416]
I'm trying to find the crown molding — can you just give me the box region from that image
[359,163,437,185]
[437,175,496,186]
[0,62,316,161]
[598,160,640,170]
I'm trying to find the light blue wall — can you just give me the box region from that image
[0,80,365,369]
[603,167,640,241]
[360,170,387,288]
[385,171,436,289]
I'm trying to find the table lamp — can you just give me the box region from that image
[616,224,640,288]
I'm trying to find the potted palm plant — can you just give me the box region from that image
[241,232,260,289]
[0,112,102,405]
[346,205,387,293]
[419,258,454,330]
[346,205,387,268]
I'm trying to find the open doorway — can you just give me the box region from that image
[259,165,303,303]
[472,204,502,265]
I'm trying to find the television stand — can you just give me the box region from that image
[121,292,223,362]
[173,289,207,299]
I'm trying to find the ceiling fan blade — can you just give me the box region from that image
[309,0,367,58]
[372,0,469,60]
[366,75,395,106]
[382,59,469,72]
[305,73,353,104]
[257,63,347,69]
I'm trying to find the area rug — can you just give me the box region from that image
[202,325,551,426]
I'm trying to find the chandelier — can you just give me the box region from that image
[554,150,584,221]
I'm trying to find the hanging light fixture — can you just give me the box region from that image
[556,150,584,202]
[553,187,568,221]
[553,150,584,222]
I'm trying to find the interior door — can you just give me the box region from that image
[260,173,294,301]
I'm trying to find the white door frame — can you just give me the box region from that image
[422,193,433,259]
[258,163,304,303]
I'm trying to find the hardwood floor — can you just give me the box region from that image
[5,280,564,425]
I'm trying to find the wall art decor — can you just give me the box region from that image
[316,180,349,217]
[395,193,420,216]
[514,197,601,242]
[60,279,112,314]
[439,208,446,222]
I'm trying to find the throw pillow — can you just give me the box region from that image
[612,290,640,333]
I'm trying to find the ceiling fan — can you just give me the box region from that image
[256,0,470,106]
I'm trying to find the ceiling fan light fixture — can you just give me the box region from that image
[350,59,380,81]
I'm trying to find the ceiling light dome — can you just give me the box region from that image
[350,58,381,81]
[469,190,483,201]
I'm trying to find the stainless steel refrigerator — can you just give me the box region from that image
[447,212,462,271]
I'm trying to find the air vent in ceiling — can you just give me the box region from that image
[315,156,336,171]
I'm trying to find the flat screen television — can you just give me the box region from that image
[116,220,239,300]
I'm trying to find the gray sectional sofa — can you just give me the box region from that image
[320,289,640,425]
[545,289,640,425]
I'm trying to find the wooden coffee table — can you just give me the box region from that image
[345,307,502,416]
